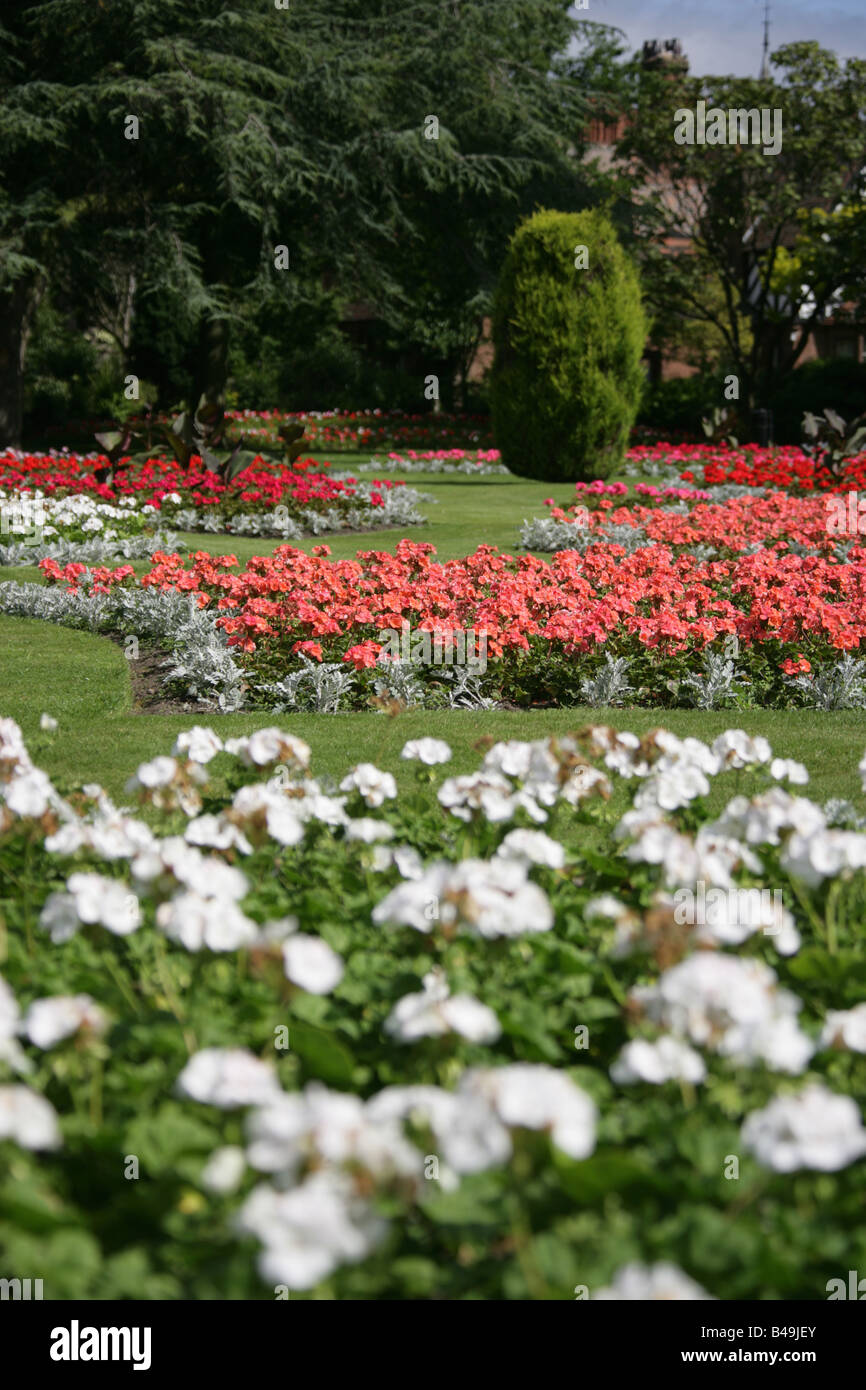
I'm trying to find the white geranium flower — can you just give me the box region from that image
[4,768,55,818]
[366,1084,512,1175]
[631,954,813,1074]
[345,818,395,843]
[769,758,809,785]
[66,873,141,935]
[496,828,565,869]
[184,814,253,854]
[742,1084,866,1172]
[339,763,397,808]
[611,1036,706,1085]
[39,892,81,943]
[173,727,224,764]
[39,713,58,733]
[820,1004,866,1053]
[781,828,866,887]
[372,858,553,938]
[225,728,311,770]
[157,894,259,952]
[712,730,772,770]
[460,1064,596,1160]
[401,738,452,765]
[437,771,517,823]
[133,838,249,901]
[0,1085,62,1150]
[246,1086,421,1183]
[24,995,107,1049]
[237,1172,386,1290]
[593,1262,714,1300]
[282,936,344,994]
[177,1048,281,1109]
[385,969,500,1044]
[129,756,178,790]
[230,784,306,847]
[200,1145,246,1195]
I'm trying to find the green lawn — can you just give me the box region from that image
[1,616,864,808]
[2,455,864,803]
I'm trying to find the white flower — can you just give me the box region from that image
[177,1049,281,1108]
[282,935,345,994]
[781,829,866,887]
[820,1004,866,1053]
[237,1172,385,1290]
[66,873,141,935]
[39,713,58,733]
[631,954,813,1074]
[712,729,772,770]
[741,1084,866,1172]
[345,818,395,844]
[0,1085,62,1150]
[385,969,500,1044]
[611,1036,706,1085]
[4,768,55,818]
[184,814,253,854]
[200,1145,246,1194]
[246,1085,421,1183]
[401,738,452,765]
[437,771,517,823]
[39,892,81,943]
[157,893,259,952]
[133,838,249,901]
[129,755,178,789]
[230,784,306,847]
[24,995,107,1049]
[860,748,866,794]
[225,728,311,770]
[769,758,809,785]
[173,727,224,764]
[495,828,565,869]
[367,1084,511,1175]
[460,1064,597,1160]
[339,763,397,808]
[593,1263,714,1300]
[372,858,553,938]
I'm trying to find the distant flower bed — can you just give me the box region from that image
[27,527,866,712]
[0,451,429,544]
[225,409,496,453]
[629,442,866,495]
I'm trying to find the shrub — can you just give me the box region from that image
[769,359,866,445]
[637,373,728,437]
[490,209,647,482]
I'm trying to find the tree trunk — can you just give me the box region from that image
[193,312,230,413]
[0,278,34,448]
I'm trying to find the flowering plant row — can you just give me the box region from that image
[629,442,866,496]
[36,522,866,710]
[2,715,866,1299]
[224,408,496,453]
[0,451,428,542]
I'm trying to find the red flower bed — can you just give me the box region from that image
[0,450,401,514]
[42,521,866,667]
[630,442,866,494]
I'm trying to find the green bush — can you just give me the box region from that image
[637,373,727,437]
[490,209,647,482]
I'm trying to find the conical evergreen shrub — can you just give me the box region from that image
[491,209,648,481]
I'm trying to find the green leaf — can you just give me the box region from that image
[288,1020,355,1087]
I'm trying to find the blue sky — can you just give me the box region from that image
[582,0,864,76]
